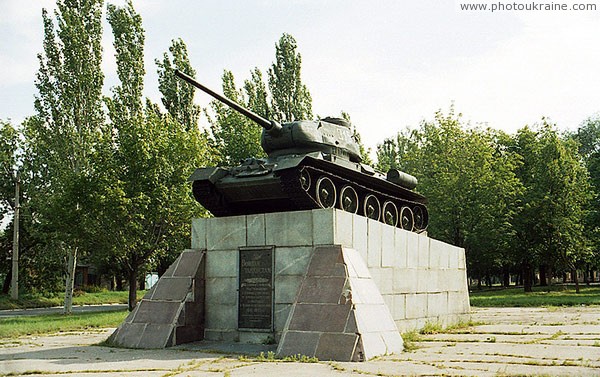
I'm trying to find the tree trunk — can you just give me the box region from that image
[502,265,511,287]
[138,275,146,291]
[573,269,580,293]
[128,269,138,312]
[523,263,533,293]
[116,276,123,291]
[64,248,78,315]
[539,264,548,286]
[585,266,591,286]
[2,266,11,294]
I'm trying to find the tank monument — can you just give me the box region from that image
[107,70,470,361]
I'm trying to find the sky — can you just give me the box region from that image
[2,0,600,151]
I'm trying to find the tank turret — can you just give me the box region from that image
[176,70,428,232]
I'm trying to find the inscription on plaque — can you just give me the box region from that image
[238,247,273,330]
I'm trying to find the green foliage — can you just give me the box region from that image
[512,122,591,290]
[206,33,316,165]
[572,117,600,271]
[28,0,106,310]
[156,38,201,131]
[103,3,210,309]
[207,70,265,165]
[0,120,18,219]
[376,108,522,281]
[268,33,312,122]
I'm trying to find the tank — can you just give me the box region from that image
[175,70,428,232]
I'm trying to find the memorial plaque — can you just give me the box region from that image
[238,247,274,330]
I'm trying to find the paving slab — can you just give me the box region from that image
[1,306,600,376]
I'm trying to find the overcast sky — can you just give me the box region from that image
[2,0,600,150]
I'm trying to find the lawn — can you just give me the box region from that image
[0,310,128,338]
[469,284,600,307]
[0,289,146,310]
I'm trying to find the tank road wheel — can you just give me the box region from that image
[413,206,425,230]
[382,201,399,226]
[339,185,359,213]
[399,206,414,231]
[299,169,311,191]
[315,176,336,208]
[363,194,381,221]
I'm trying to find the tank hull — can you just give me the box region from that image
[191,154,429,232]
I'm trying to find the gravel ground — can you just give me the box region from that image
[1,306,599,376]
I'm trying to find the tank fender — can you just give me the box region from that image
[187,167,229,184]
[360,163,376,175]
[272,152,323,172]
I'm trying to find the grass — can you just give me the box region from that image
[0,309,128,338]
[469,285,600,307]
[0,289,147,310]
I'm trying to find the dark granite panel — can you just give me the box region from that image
[297,276,347,304]
[352,336,365,362]
[150,277,192,301]
[277,331,320,357]
[344,309,358,333]
[315,333,359,361]
[138,323,174,349]
[174,250,204,277]
[132,300,180,324]
[184,301,205,326]
[175,325,204,344]
[288,303,351,332]
[307,246,346,277]
[110,322,145,348]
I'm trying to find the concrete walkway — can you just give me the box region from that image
[1,306,599,376]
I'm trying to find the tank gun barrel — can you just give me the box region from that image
[175,70,282,135]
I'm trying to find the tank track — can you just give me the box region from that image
[279,165,428,232]
[193,164,428,232]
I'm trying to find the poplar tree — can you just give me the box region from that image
[156,39,201,131]
[105,2,211,310]
[268,33,312,122]
[29,0,104,314]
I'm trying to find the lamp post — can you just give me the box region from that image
[10,172,19,300]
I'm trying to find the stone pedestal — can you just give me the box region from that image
[108,208,470,360]
[192,208,470,360]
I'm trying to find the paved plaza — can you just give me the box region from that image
[1,306,599,376]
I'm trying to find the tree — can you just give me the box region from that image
[156,39,201,131]
[207,70,265,165]
[268,33,312,122]
[244,68,270,118]
[573,117,600,281]
[512,122,591,292]
[104,2,210,310]
[0,120,18,222]
[30,0,105,313]
[0,120,18,294]
[376,108,522,288]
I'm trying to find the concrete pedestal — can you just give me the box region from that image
[109,208,470,361]
[192,208,469,360]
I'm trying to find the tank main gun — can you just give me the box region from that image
[175,70,283,136]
